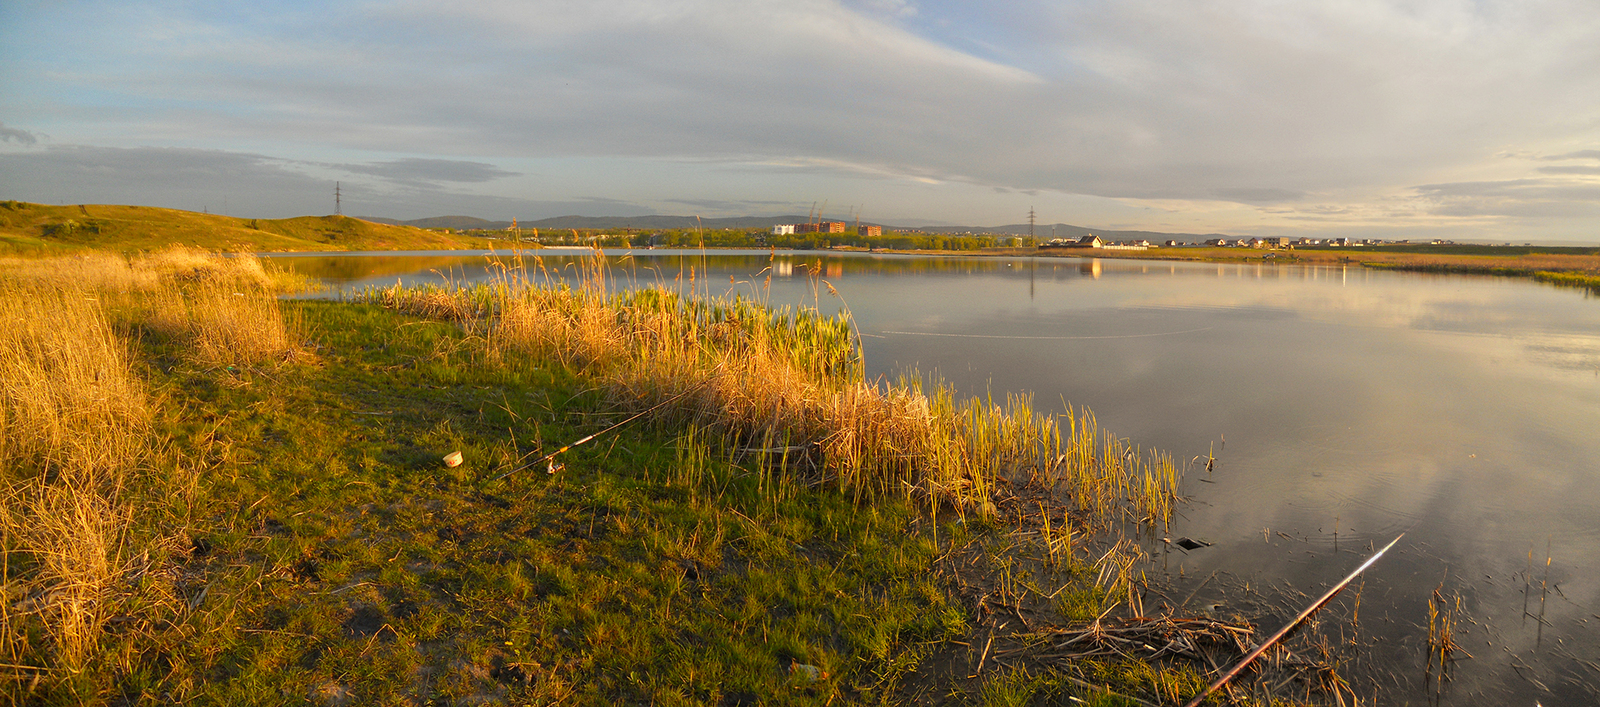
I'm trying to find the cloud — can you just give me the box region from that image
[1208,187,1306,204]
[852,0,918,18]
[0,146,321,213]
[0,122,41,145]
[1537,165,1600,176]
[0,145,638,220]
[334,158,520,185]
[1537,150,1600,161]
[665,198,798,211]
[5,0,1600,237]
[1411,178,1600,219]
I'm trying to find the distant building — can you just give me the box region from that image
[1042,234,1102,248]
[860,225,882,237]
[792,221,845,234]
[772,224,796,235]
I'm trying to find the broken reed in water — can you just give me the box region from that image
[366,250,1182,524]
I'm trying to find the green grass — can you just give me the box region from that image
[13,300,967,705]
[1,248,1312,706]
[0,201,500,254]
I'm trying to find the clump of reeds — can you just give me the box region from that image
[0,282,150,685]
[0,245,295,294]
[0,285,150,480]
[1426,583,1468,679]
[366,251,1183,524]
[1533,270,1600,294]
[0,246,300,693]
[1093,539,1148,615]
[147,280,301,367]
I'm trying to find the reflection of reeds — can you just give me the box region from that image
[368,250,1183,521]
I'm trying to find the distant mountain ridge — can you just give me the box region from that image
[957,223,1234,242]
[355,214,1235,241]
[356,214,830,231]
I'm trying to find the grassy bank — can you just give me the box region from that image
[1026,243,1600,293]
[0,202,500,255]
[1361,261,1600,294]
[3,249,1336,706]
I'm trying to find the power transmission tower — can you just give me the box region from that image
[335,182,342,215]
[1028,206,1035,240]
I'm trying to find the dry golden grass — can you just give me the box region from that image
[0,286,150,482]
[0,244,293,293]
[372,252,1181,523]
[0,247,303,692]
[3,483,132,672]
[147,281,301,367]
[0,283,149,685]
[0,247,305,368]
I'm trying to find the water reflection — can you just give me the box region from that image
[269,250,1600,704]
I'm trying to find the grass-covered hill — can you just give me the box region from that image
[0,201,498,254]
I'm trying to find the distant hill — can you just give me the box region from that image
[356,214,1228,241]
[912,223,1233,242]
[356,215,506,230]
[0,202,497,254]
[359,214,831,231]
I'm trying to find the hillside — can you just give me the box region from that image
[354,212,1231,241]
[916,222,1232,241]
[356,214,507,230]
[0,202,499,254]
[360,214,831,231]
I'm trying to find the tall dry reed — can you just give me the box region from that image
[0,246,299,694]
[0,285,149,482]
[0,283,149,684]
[0,244,288,294]
[147,281,300,367]
[370,251,1181,523]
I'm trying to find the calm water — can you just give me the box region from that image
[272,249,1600,704]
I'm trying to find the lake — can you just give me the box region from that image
[271,248,1600,705]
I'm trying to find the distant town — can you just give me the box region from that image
[1037,234,1460,250]
[356,213,1559,252]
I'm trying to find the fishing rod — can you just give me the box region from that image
[1180,533,1405,707]
[494,381,709,481]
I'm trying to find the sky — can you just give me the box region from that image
[2,0,1599,241]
